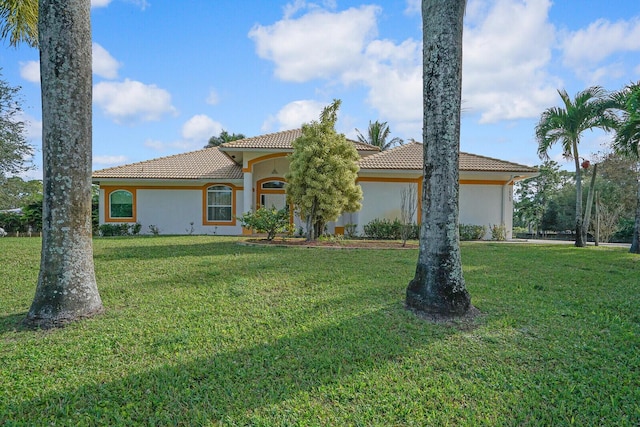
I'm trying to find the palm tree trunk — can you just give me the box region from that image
[406,0,471,317]
[25,0,103,328]
[582,163,597,244]
[573,141,586,247]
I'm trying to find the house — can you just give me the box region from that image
[92,128,538,238]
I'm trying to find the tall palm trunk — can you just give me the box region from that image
[25,0,103,327]
[573,141,586,247]
[406,0,471,316]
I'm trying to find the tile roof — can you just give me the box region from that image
[219,128,379,151]
[92,147,243,180]
[358,142,538,173]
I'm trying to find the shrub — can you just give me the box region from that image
[459,224,486,241]
[239,207,290,241]
[363,218,419,240]
[98,223,141,237]
[490,223,507,241]
[344,223,358,238]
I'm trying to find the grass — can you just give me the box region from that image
[0,236,638,426]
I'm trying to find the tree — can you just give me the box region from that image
[536,87,616,247]
[0,176,41,209]
[0,0,38,47]
[239,206,289,241]
[611,82,640,253]
[285,99,362,241]
[25,0,103,328]
[355,120,403,151]
[0,71,33,179]
[514,160,562,236]
[406,0,472,318]
[206,130,245,147]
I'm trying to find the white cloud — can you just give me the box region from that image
[262,100,325,131]
[91,0,112,7]
[93,43,121,79]
[206,89,219,105]
[462,0,560,123]
[93,155,128,166]
[19,61,40,83]
[560,17,640,82]
[182,115,223,141]
[92,0,148,9]
[93,79,177,124]
[404,0,420,15]
[249,5,380,82]
[19,44,122,82]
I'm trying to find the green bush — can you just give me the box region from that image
[363,218,419,240]
[98,223,141,237]
[459,224,487,241]
[239,207,290,241]
[490,223,507,241]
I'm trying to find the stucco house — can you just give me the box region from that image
[92,128,537,239]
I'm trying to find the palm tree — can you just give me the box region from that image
[0,0,38,47]
[406,0,472,318]
[611,82,640,253]
[355,120,403,151]
[536,87,616,247]
[25,0,103,327]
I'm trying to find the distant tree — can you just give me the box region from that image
[355,120,403,151]
[285,99,362,241]
[206,130,246,147]
[611,82,640,253]
[25,0,103,328]
[0,71,33,180]
[406,0,472,318]
[536,87,617,247]
[0,0,38,47]
[0,177,42,209]
[514,160,562,235]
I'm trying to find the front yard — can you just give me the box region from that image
[1,236,638,425]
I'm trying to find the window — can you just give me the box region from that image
[261,181,285,189]
[207,185,232,222]
[109,190,133,219]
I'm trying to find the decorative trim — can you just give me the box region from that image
[242,152,289,173]
[103,186,137,223]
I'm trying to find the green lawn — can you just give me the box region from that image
[1,236,638,426]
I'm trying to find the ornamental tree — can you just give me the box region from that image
[285,100,362,241]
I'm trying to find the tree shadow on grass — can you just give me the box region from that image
[93,239,282,262]
[2,306,457,425]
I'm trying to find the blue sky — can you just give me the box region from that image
[1,0,639,178]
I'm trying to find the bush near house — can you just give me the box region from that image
[363,218,419,240]
[98,223,142,237]
[459,224,487,241]
[239,207,290,241]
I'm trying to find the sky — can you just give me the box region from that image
[1,0,639,179]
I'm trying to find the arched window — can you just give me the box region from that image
[207,185,232,222]
[109,190,133,219]
[261,181,285,189]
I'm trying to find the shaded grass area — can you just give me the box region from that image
[1,236,638,426]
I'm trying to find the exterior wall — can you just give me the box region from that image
[97,172,516,239]
[358,181,419,235]
[357,181,513,240]
[98,184,244,235]
[459,183,512,239]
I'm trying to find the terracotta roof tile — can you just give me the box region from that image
[219,128,379,151]
[358,142,538,172]
[92,147,242,180]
